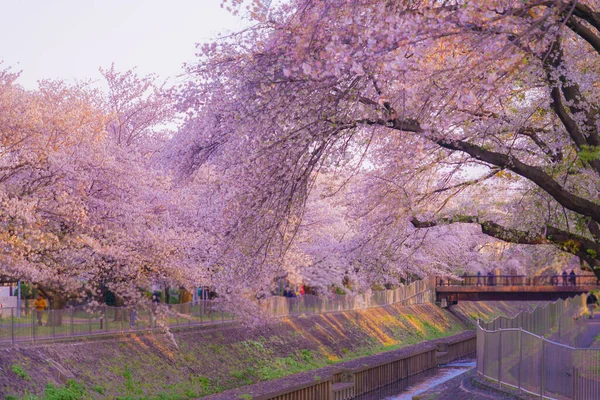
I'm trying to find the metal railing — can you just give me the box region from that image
[0,280,432,346]
[437,274,600,287]
[477,294,599,399]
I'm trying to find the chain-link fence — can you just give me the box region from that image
[477,294,598,399]
[0,301,236,346]
[479,295,586,343]
[264,280,432,317]
[0,280,432,346]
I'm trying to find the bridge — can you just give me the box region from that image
[434,274,600,303]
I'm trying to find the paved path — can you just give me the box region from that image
[574,317,600,347]
[415,369,538,400]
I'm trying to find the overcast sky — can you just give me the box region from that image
[0,0,245,89]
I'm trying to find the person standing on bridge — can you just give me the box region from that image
[569,270,577,286]
[587,292,598,319]
[487,271,494,286]
[562,270,568,286]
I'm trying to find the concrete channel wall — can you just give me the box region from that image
[250,332,476,400]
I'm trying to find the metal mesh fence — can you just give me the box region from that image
[0,280,432,346]
[477,294,597,399]
[480,295,586,343]
[264,280,432,318]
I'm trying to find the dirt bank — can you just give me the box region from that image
[1,303,467,399]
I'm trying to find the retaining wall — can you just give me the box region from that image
[205,331,476,400]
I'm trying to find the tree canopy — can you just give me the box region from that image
[177,0,600,281]
[5,0,600,307]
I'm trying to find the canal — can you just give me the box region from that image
[355,358,476,400]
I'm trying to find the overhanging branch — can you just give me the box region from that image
[411,216,600,270]
[355,116,600,224]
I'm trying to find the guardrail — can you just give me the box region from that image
[0,280,432,346]
[437,274,600,287]
[477,294,598,399]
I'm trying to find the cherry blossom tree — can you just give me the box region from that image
[178,0,600,281]
[100,64,175,153]
[0,66,190,308]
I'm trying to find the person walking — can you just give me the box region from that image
[570,270,577,286]
[284,285,296,314]
[33,294,47,326]
[476,271,482,286]
[587,292,598,319]
[562,270,568,286]
[129,308,137,329]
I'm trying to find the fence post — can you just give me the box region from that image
[51,309,55,340]
[572,366,578,400]
[11,307,14,346]
[70,308,74,337]
[498,328,502,388]
[558,304,562,339]
[31,307,35,343]
[540,338,545,398]
[518,328,523,394]
[482,324,486,378]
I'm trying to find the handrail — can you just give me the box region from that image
[436,274,599,287]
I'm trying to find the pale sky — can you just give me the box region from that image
[0,0,246,89]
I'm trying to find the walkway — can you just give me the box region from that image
[574,318,600,348]
[416,369,538,400]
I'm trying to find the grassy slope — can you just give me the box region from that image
[1,303,468,400]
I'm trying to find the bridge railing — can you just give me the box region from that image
[0,280,432,346]
[437,274,599,287]
[477,294,597,399]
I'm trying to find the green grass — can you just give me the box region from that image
[229,367,256,385]
[122,366,143,395]
[2,306,467,399]
[11,364,30,380]
[43,380,86,400]
[91,386,105,394]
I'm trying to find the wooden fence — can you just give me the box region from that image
[253,333,476,400]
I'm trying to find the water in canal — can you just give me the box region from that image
[355,358,476,400]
